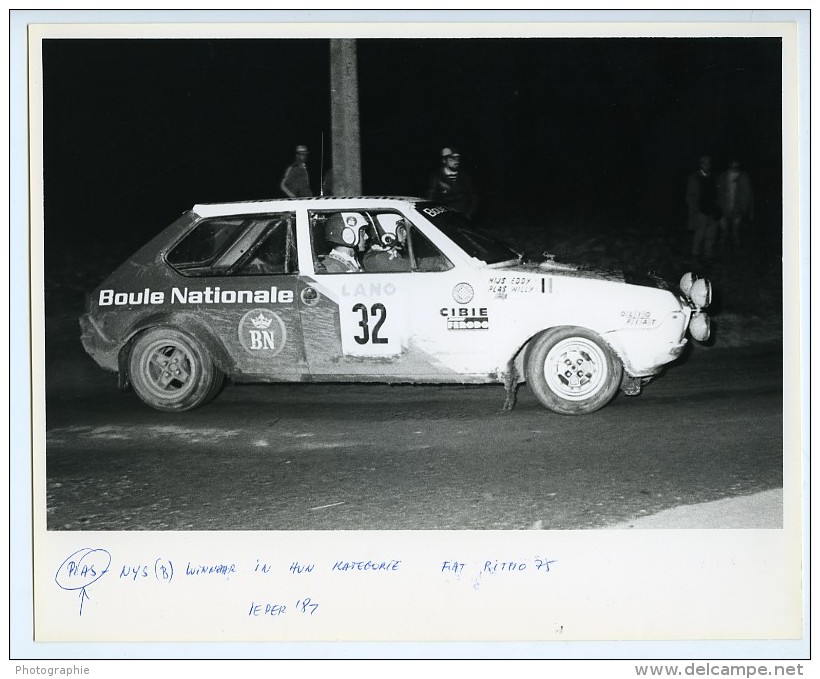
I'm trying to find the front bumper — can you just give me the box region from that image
[605,273,713,376]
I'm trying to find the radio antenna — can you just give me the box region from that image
[319,132,325,196]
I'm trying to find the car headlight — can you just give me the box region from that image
[679,271,695,296]
[689,312,711,342]
[689,278,712,308]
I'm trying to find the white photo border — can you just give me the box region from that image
[10,7,811,662]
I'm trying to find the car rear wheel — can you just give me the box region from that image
[526,327,622,415]
[128,328,224,412]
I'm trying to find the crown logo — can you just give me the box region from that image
[250,312,272,329]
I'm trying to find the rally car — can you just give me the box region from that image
[80,196,712,415]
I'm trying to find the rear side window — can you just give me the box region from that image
[167,218,244,271]
[166,213,297,276]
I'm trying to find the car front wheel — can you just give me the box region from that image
[526,327,622,415]
[128,328,224,412]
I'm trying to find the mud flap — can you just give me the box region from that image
[620,373,643,396]
[117,346,131,391]
[500,360,520,413]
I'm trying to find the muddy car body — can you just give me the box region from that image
[80,197,712,414]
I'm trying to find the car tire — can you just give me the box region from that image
[525,326,622,415]
[128,327,224,412]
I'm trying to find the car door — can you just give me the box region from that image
[296,208,416,379]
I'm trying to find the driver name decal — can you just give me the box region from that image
[489,275,547,298]
[97,286,294,307]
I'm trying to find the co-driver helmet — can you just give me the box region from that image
[374,213,408,248]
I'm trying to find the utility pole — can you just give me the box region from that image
[328,39,362,195]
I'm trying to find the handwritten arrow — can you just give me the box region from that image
[79,587,90,616]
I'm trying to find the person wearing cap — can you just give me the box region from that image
[426,147,477,219]
[717,159,754,254]
[280,145,312,198]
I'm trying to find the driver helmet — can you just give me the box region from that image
[325,212,367,247]
[374,213,408,248]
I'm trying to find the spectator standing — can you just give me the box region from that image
[686,155,722,262]
[280,145,312,198]
[426,147,477,218]
[717,159,754,254]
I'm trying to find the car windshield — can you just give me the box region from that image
[415,202,520,265]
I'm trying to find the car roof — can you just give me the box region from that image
[193,196,424,217]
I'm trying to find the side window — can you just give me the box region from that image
[234,215,297,276]
[305,210,452,274]
[167,213,297,276]
[408,225,454,272]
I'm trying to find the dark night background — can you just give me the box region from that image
[41,37,783,313]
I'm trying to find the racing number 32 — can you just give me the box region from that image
[352,303,388,345]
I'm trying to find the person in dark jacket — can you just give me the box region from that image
[426,147,477,218]
[686,155,722,261]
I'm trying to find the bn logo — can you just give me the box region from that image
[238,308,287,356]
[250,331,275,350]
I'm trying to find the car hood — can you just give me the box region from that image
[493,260,670,290]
